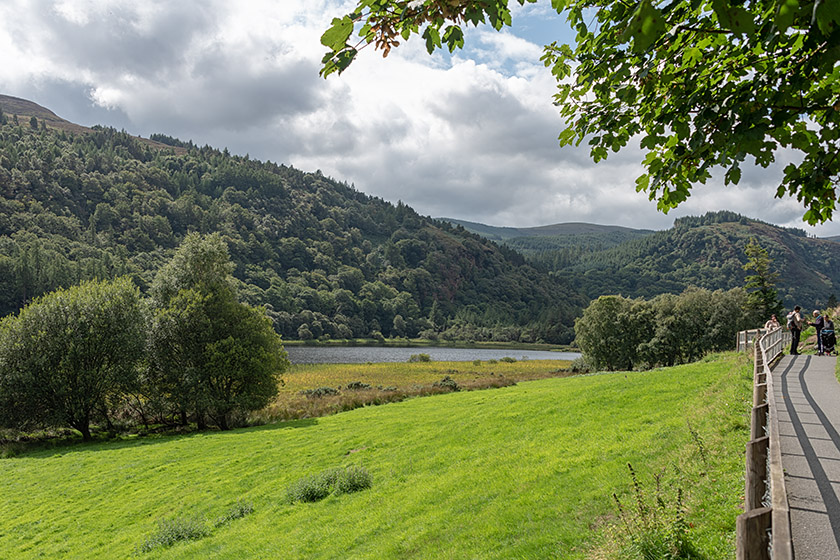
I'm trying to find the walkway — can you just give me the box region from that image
[774,354,840,559]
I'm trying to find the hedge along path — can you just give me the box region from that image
[0,353,751,559]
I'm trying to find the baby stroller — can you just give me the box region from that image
[821,322,836,356]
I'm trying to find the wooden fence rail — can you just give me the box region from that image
[736,327,792,559]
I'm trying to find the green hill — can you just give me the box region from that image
[555,211,838,310]
[0,96,584,343]
[0,353,750,559]
[442,212,837,311]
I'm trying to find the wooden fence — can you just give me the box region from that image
[736,328,791,353]
[736,326,792,559]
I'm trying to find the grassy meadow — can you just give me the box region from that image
[0,353,752,559]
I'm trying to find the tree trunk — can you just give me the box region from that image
[77,422,92,441]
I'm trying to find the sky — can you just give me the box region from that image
[1,0,836,236]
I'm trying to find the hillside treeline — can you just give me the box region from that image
[544,212,838,311]
[0,116,584,343]
[575,287,757,371]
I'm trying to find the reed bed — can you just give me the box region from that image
[252,358,573,424]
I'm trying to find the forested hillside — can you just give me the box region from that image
[0,97,585,344]
[553,211,839,310]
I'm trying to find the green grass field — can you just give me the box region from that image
[0,353,752,559]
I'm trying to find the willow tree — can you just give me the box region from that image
[322,0,840,223]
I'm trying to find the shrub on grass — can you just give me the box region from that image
[334,465,372,495]
[570,356,592,373]
[609,463,699,560]
[500,356,516,363]
[287,465,372,503]
[137,515,209,554]
[287,469,340,503]
[299,386,340,398]
[345,381,372,391]
[408,353,431,362]
[213,501,255,528]
[433,376,460,392]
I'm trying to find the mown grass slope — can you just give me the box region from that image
[0,353,751,559]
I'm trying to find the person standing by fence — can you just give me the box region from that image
[788,306,804,355]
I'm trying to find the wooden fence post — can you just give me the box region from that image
[753,383,767,406]
[736,507,772,560]
[745,436,769,511]
[751,403,768,440]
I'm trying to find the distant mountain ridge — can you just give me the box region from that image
[0,94,184,153]
[441,217,654,241]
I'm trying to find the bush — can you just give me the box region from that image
[570,356,592,373]
[213,501,254,528]
[334,465,372,495]
[433,376,460,392]
[609,463,699,560]
[500,356,516,363]
[287,465,372,503]
[345,381,372,391]
[137,515,209,553]
[408,353,431,362]
[286,470,336,503]
[299,386,340,398]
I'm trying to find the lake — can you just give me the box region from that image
[285,346,581,364]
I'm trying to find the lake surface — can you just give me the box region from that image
[285,346,581,364]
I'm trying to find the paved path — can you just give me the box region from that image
[774,354,840,559]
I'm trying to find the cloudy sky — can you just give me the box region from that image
[1,0,835,235]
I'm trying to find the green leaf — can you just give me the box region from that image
[551,0,568,12]
[725,165,741,185]
[422,27,441,54]
[635,174,650,192]
[775,0,798,32]
[814,0,840,36]
[627,0,667,52]
[442,25,465,52]
[320,48,358,78]
[320,16,354,51]
[712,0,755,34]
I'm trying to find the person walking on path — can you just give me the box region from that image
[810,310,826,355]
[789,306,804,355]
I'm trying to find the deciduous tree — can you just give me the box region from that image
[322,0,840,223]
[147,233,289,430]
[0,277,144,440]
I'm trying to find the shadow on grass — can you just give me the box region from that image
[1,417,319,459]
